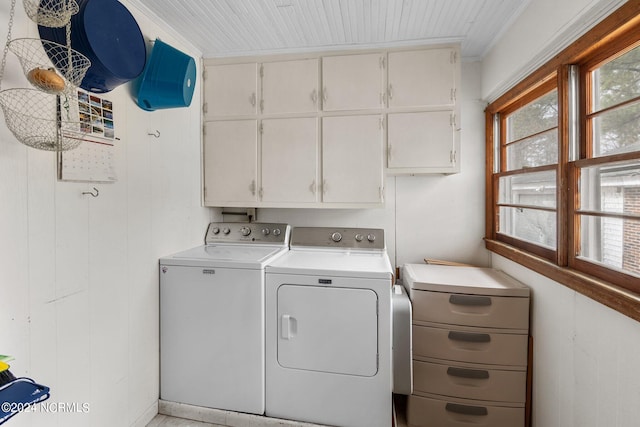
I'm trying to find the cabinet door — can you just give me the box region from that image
[204,63,258,118]
[387,111,455,169]
[261,118,319,203]
[261,59,319,115]
[322,53,384,111]
[388,48,456,108]
[203,120,258,205]
[322,115,384,204]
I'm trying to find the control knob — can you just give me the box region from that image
[222,227,231,235]
[262,228,270,236]
[240,226,251,236]
[367,233,376,242]
[273,228,281,236]
[210,227,220,235]
[331,232,342,242]
[355,234,364,242]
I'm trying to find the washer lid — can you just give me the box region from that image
[161,245,288,269]
[403,264,529,297]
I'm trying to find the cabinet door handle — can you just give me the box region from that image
[449,294,492,307]
[322,179,327,195]
[259,187,264,200]
[249,180,256,196]
[388,84,393,100]
[260,99,264,113]
[445,403,488,417]
[322,87,327,104]
[448,331,491,343]
[250,92,256,107]
[311,89,318,105]
[446,367,490,380]
[309,180,316,195]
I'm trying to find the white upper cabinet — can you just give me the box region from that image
[322,53,384,111]
[202,45,461,208]
[261,117,319,204]
[322,115,384,204]
[261,59,319,115]
[387,111,456,170]
[204,63,258,118]
[388,48,457,108]
[203,120,258,205]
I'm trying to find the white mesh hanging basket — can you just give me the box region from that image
[23,0,79,28]
[0,88,87,151]
[8,38,90,94]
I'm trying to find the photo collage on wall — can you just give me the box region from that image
[77,90,115,139]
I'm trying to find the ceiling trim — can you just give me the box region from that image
[200,36,465,59]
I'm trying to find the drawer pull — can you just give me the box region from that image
[448,331,491,343]
[446,367,490,379]
[449,294,492,306]
[445,403,488,416]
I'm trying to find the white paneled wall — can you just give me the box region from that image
[493,255,640,427]
[0,2,210,426]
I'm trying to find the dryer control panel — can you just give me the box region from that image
[290,227,385,250]
[205,222,290,245]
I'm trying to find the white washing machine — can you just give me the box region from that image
[159,222,290,414]
[265,227,394,427]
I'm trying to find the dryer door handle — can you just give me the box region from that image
[281,314,296,340]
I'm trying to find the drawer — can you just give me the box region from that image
[411,289,529,330]
[413,359,526,403]
[413,324,528,366]
[407,393,524,427]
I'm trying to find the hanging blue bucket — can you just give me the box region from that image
[135,39,197,111]
[38,0,146,93]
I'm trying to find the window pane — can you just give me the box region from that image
[499,206,557,249]
[591,100,640,157]
[579,215,640,278]
[579,160,640,214]
[592,44,640,112]
[499,170,557,207]
[506,129,558,169]
[506,90,558,142]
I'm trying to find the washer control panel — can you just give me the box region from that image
[290,227,385,250]
[205,222,290,245]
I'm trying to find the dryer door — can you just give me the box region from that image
[277,284,378,376]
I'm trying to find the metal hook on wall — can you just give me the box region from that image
[82,187,99,198]
[148,130,160,138]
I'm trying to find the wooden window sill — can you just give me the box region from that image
[485,239,640,322]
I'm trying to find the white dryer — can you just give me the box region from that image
[265,227,394,427]
[160,222,290,414]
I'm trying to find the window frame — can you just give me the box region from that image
[493,78,559,262]
[485,2,640,322]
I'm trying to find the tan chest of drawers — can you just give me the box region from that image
[403,264,530,427]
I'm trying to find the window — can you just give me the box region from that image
[495,84,558,259]
[485,3,640,320]
[572,43,640,291]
